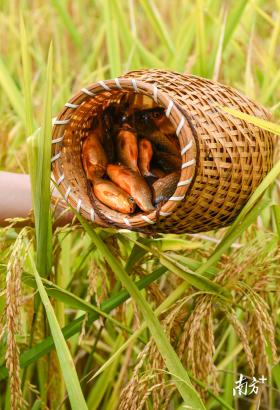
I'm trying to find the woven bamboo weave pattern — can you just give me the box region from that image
[51,69,274,233]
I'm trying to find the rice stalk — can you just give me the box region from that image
[3,228,30,410]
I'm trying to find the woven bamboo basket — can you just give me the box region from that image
[51,69,274,234]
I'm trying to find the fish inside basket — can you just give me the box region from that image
[81,93,182,226]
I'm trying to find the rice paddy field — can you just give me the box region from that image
[1,0,280,409]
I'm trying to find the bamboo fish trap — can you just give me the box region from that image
[51,69,274,233]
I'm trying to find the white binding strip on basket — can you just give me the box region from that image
[181,140,192,155]
[159,211,172,216]
[141,215,155,224]
[182,159,196,169]
[52,136,64,144]
[76,199,82,213]
[165,100,174,117]
[123,217,131,227]
[114,78,122,89]
[65,102,79,109]
[152,84,158,103]
[131,79,139,93]
[51,152,61,163]
[169,195,185,201]
[64,186,72,201]
[81,87,95,96]
[177,177,193,187]
[57,174,65,186]
[176,116,185,136]
[90,208,95,222]
[54,119,70,125]
[98,80,110,90]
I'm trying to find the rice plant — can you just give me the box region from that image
[0,1,280,409]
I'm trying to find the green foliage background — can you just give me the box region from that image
[0,1,280,409]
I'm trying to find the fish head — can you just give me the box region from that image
[128,107,164,133]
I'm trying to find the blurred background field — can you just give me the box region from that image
[0,1,280,409]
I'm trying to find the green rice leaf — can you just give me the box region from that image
[139,0,174,54]
[103,0,121,77]
[211,11,227,81]
[195,0,207,76]
[223,0,249,49]
[0,56,24,121]
[169,12,194,71]
[50,0,82,47]
[20,16,35,135]
[111,0,140,68]
[219,105,280,135]
[86,335,124,410]
[150,237,202,251]
[35,43,53,277]
[222,330,236,408]
[272,204,280,238]
[135,38,165,68]
[27,128,40,220]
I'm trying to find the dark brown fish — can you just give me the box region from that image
[150,168,166,178]
[102,106,117,163]
[116,124,139,172]
[82,132,108,180]
[153,171,180,205]
[93,177,135,214]
[107,164,155,212]
[138,138,153,176]
[103,93,132,131]
[152,110,176,135]
[129,107,180,156]
[155,151,181,173]
[129,107,164,128]
[90,115,103,139]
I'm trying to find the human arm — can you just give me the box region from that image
[0,171,73,227]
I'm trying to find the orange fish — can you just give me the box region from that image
[107,164,155,212]
[93,177,135,214]
[82,132,108,180]
[116,124,139,172]
[138,138,153,177]
[153,172,180,205]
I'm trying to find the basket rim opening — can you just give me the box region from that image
[51,76,198,230]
